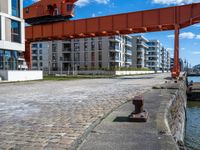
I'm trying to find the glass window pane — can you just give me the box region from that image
[11,20,21,43]
[12,0,20,17]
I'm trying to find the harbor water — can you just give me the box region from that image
[185,77,200,150]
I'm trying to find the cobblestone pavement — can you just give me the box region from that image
[0,73,169,150]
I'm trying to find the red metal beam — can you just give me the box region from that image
[25,3,200,41]
[25,3,200,77]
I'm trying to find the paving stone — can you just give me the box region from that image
[0,73,169,149]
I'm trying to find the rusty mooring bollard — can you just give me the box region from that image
[128,96,149,122]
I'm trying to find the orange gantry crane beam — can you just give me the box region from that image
[25,3,200,78]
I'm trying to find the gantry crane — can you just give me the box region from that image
[24,0,200,78]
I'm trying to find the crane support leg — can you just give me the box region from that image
[172,25,180,78]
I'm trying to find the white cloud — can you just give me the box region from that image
[92,13,96,17]
[180,32,196,39]
[196,35,200,39]
[166,48,173,51]
[192,51,200,55]
[167,32,196,39]
[152,0,200,5]
[76,0,110,7]
[167,34,175,38]
[192,24,200,28]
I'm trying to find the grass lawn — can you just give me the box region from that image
[43,75,115,81]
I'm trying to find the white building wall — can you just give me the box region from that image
[0,0,25,52]
[30,35,133,73]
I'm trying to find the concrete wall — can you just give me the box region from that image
[0,70,43,81]
[153,74,187,149]
[45,70,155,75]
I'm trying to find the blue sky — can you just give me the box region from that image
[24,0,200,66]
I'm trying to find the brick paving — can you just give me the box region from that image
[0,73,169,150]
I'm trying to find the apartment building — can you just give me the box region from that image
[31,35,133,72]
[166,51,171,71]
[161,47,171,71]
[132,36,149,68]
[0,0,25,70]
[146,40,162,71]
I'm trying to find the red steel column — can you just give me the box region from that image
[172,25,180,78]
[24,41,32,70]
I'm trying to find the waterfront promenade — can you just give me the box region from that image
[0,73,169,149]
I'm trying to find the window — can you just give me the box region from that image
[11,20,21,43]
[98,52,102,61]
[39,44,42,48]
[67,4,73,12]
[98,41,102,50]
[33,63,38,67]
[39,56,42,60]
[91,42,95,51]
[32,44,37,48]
[12,0,20,17]
[0,50,19,70]
[25,8,29,14]
[39,50,42,54]
[32,50,37,55]
[52,44,57,52]
[0,17,1,40]
[32,56,37,60]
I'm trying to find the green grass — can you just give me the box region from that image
[43,75,115,81]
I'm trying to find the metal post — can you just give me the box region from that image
[172,25,180,78]
[48,61,51,75]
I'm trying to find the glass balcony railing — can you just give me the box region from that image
[109,46,120,50]
[109,36,121,41]
[126,50,132,55]
[138,41,149,48]
[125,41,132,46]
[63,46,71,51]
[126,59,132,63]
[110,57,120,61]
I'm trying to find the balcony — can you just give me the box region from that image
[63,47,71,52]
[63,57,72,62]
[137,55,144,59]
[126,59,132,63]
[109,46,120,51]
[109,36,121,41]
[126,50,132,55]
[110,56,120,62]
[138,41,149,48]
[125,41,132,47]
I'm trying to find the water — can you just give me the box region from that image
[185,77,200,150]
[188,76,200,83]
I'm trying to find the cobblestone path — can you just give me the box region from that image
[0,73,169,150]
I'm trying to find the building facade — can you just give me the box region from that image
[31,35,133,72]
[0,0,25,70]
[132,36,149,68]
[161,47,170,71]
[146,40,162,71]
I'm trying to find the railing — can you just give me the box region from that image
[125,41,132,46]
[63,48,71,52]
[63,58,72,61]
[109,46,120,50]
[126,59,132,63]
[126,50,132,55]
[138,41,149,47]
[110,57,120,61]
[109,36,121,41]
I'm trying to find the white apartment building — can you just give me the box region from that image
[0,0,25,70]
[132,36,149,68]
[31,35,133,72]
[161,47,170,71]
[146,40,162,71]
